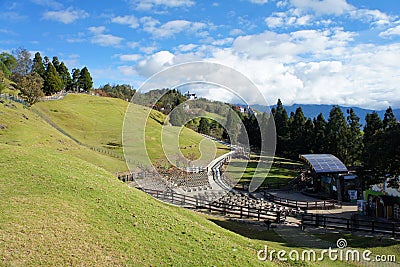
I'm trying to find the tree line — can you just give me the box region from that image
[0,47,93,105]
[147,90,399,184]
[269,99,399,183]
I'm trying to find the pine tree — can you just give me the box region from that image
[289,107,306,157]
[52,56,61,72]
[271,99,289,155]
[346,108,363,166]
[71,68,80,92]
[312,113,327,153]
[32,52,45,79]
[363,112,383,172]
[326,106,349,164]
[43,62,63,95]
[383,107,397,129]
[57,62,71,90]
[78,67,93,91]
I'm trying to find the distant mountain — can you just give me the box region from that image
[250,104,400,126]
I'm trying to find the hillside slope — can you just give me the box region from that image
[35,94,228,170]
[0,100,282,266]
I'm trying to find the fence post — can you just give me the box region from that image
[240,206,243,218]
[392,223,395,237]
[258,209,261,221]
[171,191,174,203]
[371,221,374,233]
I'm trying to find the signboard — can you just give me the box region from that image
[348,190,358,202]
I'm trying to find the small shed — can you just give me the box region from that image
[299,154,357,201]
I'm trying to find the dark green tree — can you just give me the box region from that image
[288,107,306,156]
[363,112,383,172]
[43,62,63,95]
[312,113,327,153]
[326,106,349,164]
[32,52,45,79]
[78,67,93,91]
[271,99,289,155]
[383,107,397,129]
[346,108,363,166]
[71,68,80,92]
[198,117,210,135]
[52,56,61,72]
[0,52,17,78]
[57,62,71,90]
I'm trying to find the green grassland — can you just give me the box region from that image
[0,98,285,266]
[1,96,398,266]
[226,155,302,185]
[35,94,228,170]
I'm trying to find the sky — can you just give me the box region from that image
[1,0,400,110]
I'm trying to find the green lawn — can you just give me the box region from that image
[226,155,302,185]
[35,94,228,171]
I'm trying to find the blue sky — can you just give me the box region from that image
[1,0,400,109]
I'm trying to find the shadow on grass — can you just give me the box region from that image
[208,218,285,243]
[312,232,400,249]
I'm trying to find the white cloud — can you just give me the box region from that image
[140,45,158,54]
[177,44,198,52]
[131,0,195,10]
[127,41,140,48]
[88,26,123,47]
[248,0,269,4]
[289,0,353,16]
[119,54,141,61]
[265,11,312,28]
[133,27,400,109]
[91,34,124,47]
[136,51,175,77]
[351,9,395,26]
[380,25,400,38]
[229,28,244,36]
[88,26,106,34]
[111,15,139,29]
[118,65,138,76]
[43,7,88,24]
[141,18,208,38]
[30,0,63,9]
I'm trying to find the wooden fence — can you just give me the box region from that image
[264,192,340,210]
[301,213,400,237]
[141,188,286,223]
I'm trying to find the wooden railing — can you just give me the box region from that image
[301,213,400,237]
[264,192,340,210]
[141,188,286,223]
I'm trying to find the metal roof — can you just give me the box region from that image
[300,154,348,174]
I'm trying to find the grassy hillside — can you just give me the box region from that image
[0,99,127,172]
[35,94,228,170]
[1,98,398,266]
[0,100,282,266]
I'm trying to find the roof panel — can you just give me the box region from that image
[300,154,348,173]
